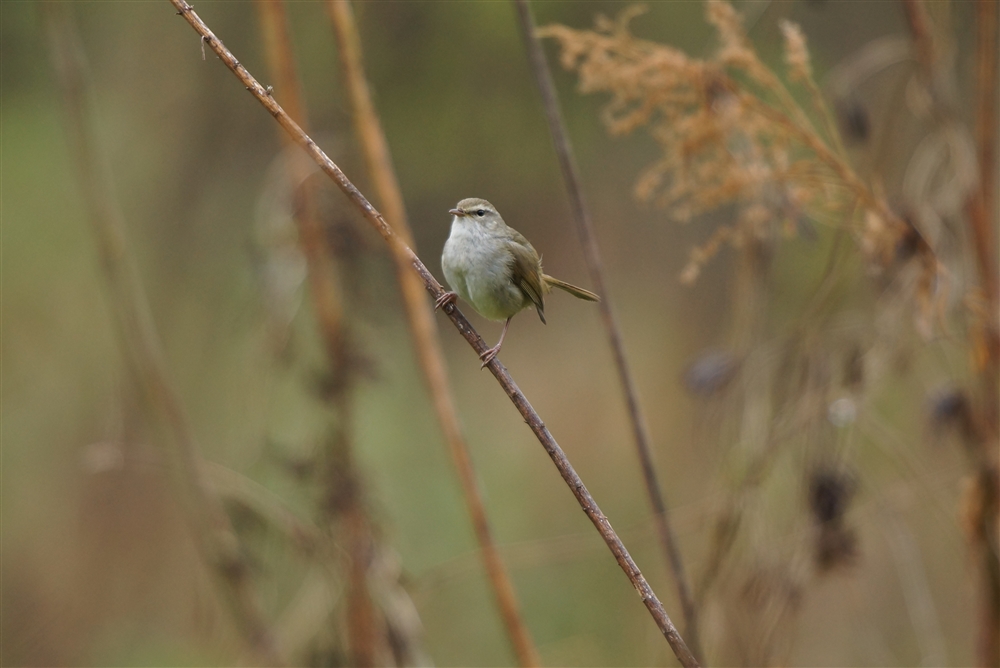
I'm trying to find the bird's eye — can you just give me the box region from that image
[476,209,486,217]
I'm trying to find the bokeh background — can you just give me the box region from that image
[3,1,995,666]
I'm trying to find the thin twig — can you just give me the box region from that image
[968,0,999,327]
[413,496,713,602]
[255,3,380,664]
[324,2,540,665]
[44,5,283,665]
[901,0,936,85]
[168,3,697,664]
[968,2,1000,665]
[256,0,346,370]
[511,0,701,661]
[736,89,899,229]
[792,50,849,163]
[972,1,998,303]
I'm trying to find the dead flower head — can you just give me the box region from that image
[540,1,912,287]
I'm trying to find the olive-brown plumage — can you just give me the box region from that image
[437,198,599,367]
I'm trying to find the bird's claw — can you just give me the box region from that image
[434,291,458,311]
[479,346,500,369]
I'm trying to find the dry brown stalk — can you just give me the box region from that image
[512,0,700,661]
[900,3,999,665]
[169,2,697,664]
[256,0,346,370]
[967,0,1000,366]
[973,1,998,294]
[901,0,937,85]
[779,20,847,162]
[325,1,540,665]
[44,5,283,665]
[968,1,999,663]
[343,501,378,668]
[255,2,380,664]
[542,3,983,662]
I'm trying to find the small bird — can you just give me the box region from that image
[436,198,599,367]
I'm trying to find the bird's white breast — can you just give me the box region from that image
[441,216,523,321]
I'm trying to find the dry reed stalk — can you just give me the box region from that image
[968,2,999,664]
[44,5,283,664]
[973,1,998,294]
[256,0,346,369]
[168,3,697,664]
[325,2,540,665]
[255,2,380,664]
[968,0,999,379]
[511,0,700,661]
[901,3,999,664]
[540,3,975,662]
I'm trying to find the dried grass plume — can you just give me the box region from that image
[540,1,930,296]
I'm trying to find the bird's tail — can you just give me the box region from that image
[542,275,600,302]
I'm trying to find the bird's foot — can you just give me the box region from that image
[434,291,458,311]
[479,345,501,369]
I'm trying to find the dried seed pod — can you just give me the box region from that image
[835,97,871,144]
[808,468,856,526]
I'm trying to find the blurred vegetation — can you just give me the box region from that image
[2,1,996,666]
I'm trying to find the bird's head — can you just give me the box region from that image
[450,198,504,230]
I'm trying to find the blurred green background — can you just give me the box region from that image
[2,1,987,666]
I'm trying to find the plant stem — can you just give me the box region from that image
[325,2,540,665]
[968,2,1000,665]
[901,3,999,665]
[511,0,701,661]
[168,2,698,664]
[255,3,380,664]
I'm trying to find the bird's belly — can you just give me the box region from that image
[443,237,524,321]
[465,268,525,321]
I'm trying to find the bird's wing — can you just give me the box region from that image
[507,239,546,324]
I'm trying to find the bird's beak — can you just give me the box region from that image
[449,208,464,217]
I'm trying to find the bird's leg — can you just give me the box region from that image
[434,291,458,311]
[479,317,512,368]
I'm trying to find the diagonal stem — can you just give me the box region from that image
[325,1,540,664]
[511,0,701,661]
[167,2,698,665]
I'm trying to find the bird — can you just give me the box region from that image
[436,197,599,367]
